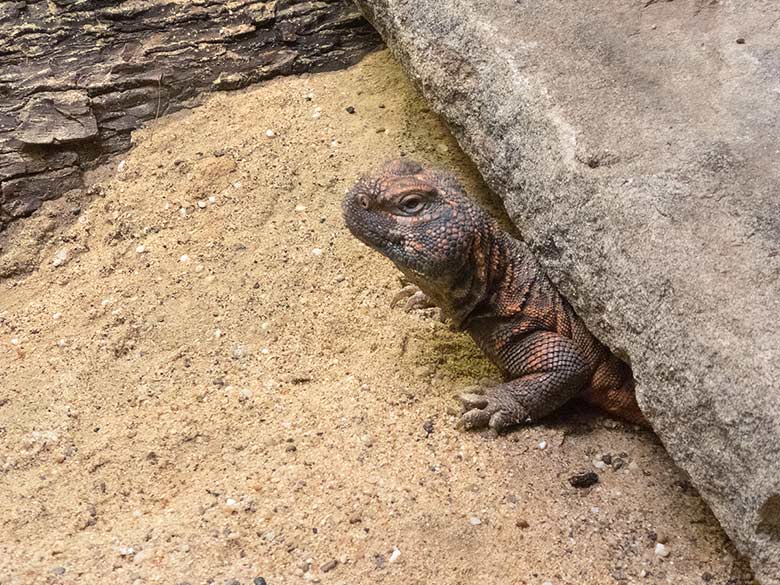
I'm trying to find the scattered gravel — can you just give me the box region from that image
[320,559,338,573]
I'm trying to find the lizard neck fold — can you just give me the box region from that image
[435,224,518,331]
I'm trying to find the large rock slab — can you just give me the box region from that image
[354,0,780,582]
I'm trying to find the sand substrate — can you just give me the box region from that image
[0,51,754,585]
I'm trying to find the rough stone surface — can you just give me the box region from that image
[355,1,780,583]
[0,0,380,230]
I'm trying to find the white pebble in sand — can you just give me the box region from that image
[223,498,240,514]
[118,546,135,557]
[198,200,207,209]
[179,255,190,263]
[10,337,19,345]
[136,245,146,254]
[311,248,323,256]
[208,196,216,204]
[265,129,275,138]
[179,207,188,217]
[52,313,62,320]
[654,543,670,557]
[295,204,307,212]
[52,247,70,267]
[469,516,482,526]
[538,441,547,450]
[389,547,401,563]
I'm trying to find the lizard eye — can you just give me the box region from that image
[399,194,424,214]
[358,194,370,209]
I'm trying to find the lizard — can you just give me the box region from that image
[342,158,649,431]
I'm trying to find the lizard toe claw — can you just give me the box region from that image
[459,407,493,430]
[391,285,420,309]
[391,285,435,313]
[488,410,515,433]
[457,392,489,410]
[404,290,434,312]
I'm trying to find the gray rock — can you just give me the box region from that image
[355,1,780,582]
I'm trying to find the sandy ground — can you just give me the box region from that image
[0,51,755,585]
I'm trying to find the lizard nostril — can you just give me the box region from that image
[358,194,370,209]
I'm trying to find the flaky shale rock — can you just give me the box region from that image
[354,0,780,582]
[0,0,380,230]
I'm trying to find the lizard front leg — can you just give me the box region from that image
[458,331,589,432]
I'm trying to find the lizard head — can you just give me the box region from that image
[342,159,492,291]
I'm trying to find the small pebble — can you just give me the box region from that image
[136,245,146,254]
[538,440,547,450]
[654,542,670,557]
[10,337,19,345]
[52,247,70,267]
[422,420,434,435]
[389,547,401,563]
[179,207,188,217]
[601,453,613,465]
[223,498,240,514]
[590,506,600,514]
[208,196,217,204]
[359,384,370,391]
[345,106,356,114]
[311,248,323,256]
[640,569,649,577]
[295,204,307,212]
[320,560,338,573]
[568,471,599,489]
[118,545,135,557]
[52,312,62,320]
[225,580,240,585]
[265,129,275,137]
[468,516,482,526]
[117,160,127,172]
[736,37,745,44]
[180,254,190,263]
[593,460,608,470]
[198,201,207,209]
[360,434,373,447]
[515,518,529,529]
[253,579,267,585]
[50,567,66,575]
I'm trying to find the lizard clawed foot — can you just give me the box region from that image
[391,285,435,313]
[456,384,527,433]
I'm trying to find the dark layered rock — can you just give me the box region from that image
[0,0,380,229]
